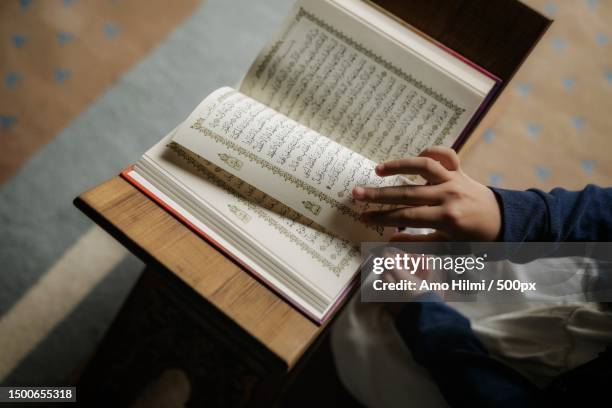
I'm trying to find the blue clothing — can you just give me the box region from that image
[395,293,541,407]
[394,185,612,407]
[492,184,612,242]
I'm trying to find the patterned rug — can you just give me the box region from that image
[463,0,612,190]
[0,0,610,404]
[0,0,200,183]
[0,0,296,388]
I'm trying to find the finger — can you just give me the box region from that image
[352,184,444,205]
[382,269,397,284]
[381,248,405,282]
[419,146,460,171]
[375,157,450,184]
[389,231,446,242]
[381,246,404,263]
[361,206,445,228]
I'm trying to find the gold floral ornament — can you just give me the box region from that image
[228,204,251,224]
[169,142,357,276]
[302,200,321,216]
[218,153,243,170]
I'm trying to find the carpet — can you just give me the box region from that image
[462,0,612,190]
[0,0,200,183]
[0,0,294,386]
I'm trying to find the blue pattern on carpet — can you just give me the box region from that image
[0,0,292,385]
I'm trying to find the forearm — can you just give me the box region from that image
[492,184,612,242]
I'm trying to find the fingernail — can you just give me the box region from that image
[353,186,364,198]
[375,164,384,174]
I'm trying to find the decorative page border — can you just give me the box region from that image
[191,118,385,236]
[169,142,358,276]
[254,7,465,144]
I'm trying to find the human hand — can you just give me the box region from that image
[353,146,502,241]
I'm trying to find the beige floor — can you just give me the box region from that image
[462,0,612,190]
[0,0,200,183]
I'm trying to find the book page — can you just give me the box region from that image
[134,132,363,318]
[173,87,404,244]
[136,139,360,302]
[240,0,489,162]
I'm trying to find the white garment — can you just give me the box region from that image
[331,297,449,408]
[331,257,612,407]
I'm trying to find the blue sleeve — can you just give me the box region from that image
[395,293,541,407]
[491,184,612,242]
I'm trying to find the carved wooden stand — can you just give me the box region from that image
[77,267,287,407]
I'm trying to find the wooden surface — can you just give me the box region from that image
[75,176,320,369]
[370,0,551,81]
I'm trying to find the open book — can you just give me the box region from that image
[123,0,499,323]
